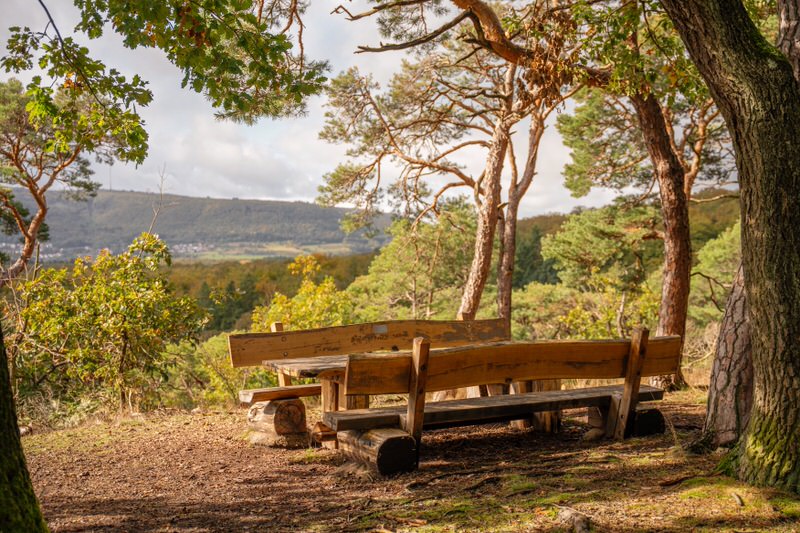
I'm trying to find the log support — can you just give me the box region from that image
[247,399,308,448]
[338,428,417,476]
[590,402,666,439]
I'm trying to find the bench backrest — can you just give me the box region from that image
[343,334,682,395]
[228,318,509,368]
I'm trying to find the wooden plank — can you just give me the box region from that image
[228,318,508,367]
[611,327,648,440]
[266,356,348,379]
[344,336,682,395]
[238,384,322,405]
[325,384,664,431]
[405,338,431,462]
[339,383,369,410]
[271,322,294,386]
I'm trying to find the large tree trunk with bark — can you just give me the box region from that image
[630,92,691,389]
[661,0,800,493]
[702,264,753,448]
[0,327,48,531]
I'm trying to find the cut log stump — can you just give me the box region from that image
[589,403,666,439]
[338,428,417,476]
[247,399,308,448]
[631,407,666,437]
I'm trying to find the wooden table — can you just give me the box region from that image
[265,355,369,412]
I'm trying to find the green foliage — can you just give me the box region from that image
[161,333,274,408]
[1,42,150,163]
[556,2,735,206]
[513,224,559,288]
[347,201,477,321]
[557,282,660,339]
[689,221,741,327]
[4,1,327,123]
[541,204,662,291]
[512,280,659,341]
[511,282,580,340]
[557,86,732,200]
[11,233,207,410]
[518,203,663,340]
[687,190,741,250]
[251,255,354,331]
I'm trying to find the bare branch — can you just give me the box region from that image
[356,12,469,54]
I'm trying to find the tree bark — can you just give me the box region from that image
[779,0,800,82]
[702,264,753,448]
[458,117,508,319]
[661,0,800,493]
[630,92,690,389]
[0,327,48,531]
[497,116,545,324]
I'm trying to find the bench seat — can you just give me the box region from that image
[239,383,322,405]
[324,384,664,431]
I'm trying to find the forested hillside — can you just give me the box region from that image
[0,189,389,261]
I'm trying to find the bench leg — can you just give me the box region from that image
[511,381,534,429]
[321,380,339,449]
[532,379,561,433]
[603,398,667,439]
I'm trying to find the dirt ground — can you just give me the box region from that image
[23,390,800,532]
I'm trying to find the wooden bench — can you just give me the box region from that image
[228,318,510,446]
[324,328,681,475]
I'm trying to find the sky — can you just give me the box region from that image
[3,0,620,218]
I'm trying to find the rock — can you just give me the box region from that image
[557,507,591,533]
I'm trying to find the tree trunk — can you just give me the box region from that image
[458,66,517,320]
[702,264,753,448]
[779,0,800,82]
[497,114,545,325]
[661,0,800,493]
[630,92,690,390]
[458,120,508,319]
[0,327,48,531]
[497,197,518,325]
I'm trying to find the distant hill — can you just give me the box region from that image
[0,189,390,261]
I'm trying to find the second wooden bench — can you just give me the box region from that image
[324,328,681,474]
